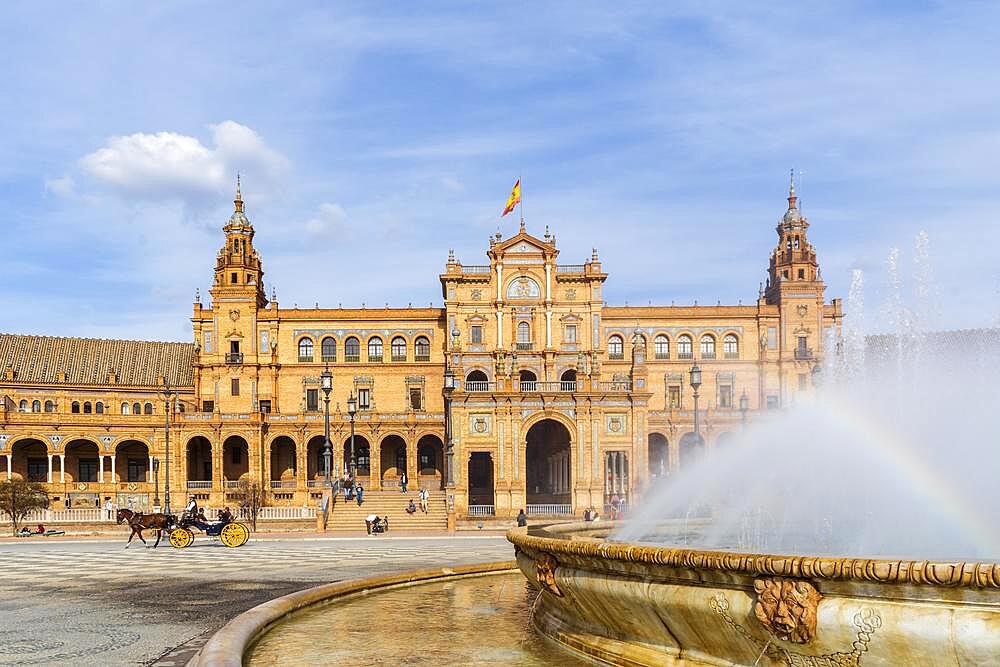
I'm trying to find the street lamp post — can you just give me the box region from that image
[739,390,749,430]
[443,368,456,487]
[689,363,702,451]
[161,383,173,515]
[321,367,333,487]
[347,393,357,476]
[152,457,160,510]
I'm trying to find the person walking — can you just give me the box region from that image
[419,488,429,513]
[400,471,408,494]
[516,509,528,527]
[104,498,114,520]
[356,484,365,507]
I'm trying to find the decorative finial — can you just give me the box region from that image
[544,225,551,240]
[448,248,455,263]
[194,287,201,303]
[591,247,599,261]
[271,285,277,302]
[519,219,526,232]
[787,168,798,210]
[234,173,244,213]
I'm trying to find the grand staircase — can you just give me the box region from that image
[325,488,448,531]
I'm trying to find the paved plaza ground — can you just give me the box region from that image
[0,535,514,666]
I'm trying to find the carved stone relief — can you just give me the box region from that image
[753,576,822,644]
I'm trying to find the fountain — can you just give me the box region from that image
[509,232,1000,665]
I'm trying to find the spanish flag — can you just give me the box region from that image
[501,179,521,217]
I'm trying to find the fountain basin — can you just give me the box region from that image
[508,522,1000,666]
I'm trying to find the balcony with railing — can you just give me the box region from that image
[415,354,431,362]
[795,347,814,360]
[298,355,313,363]
[515,341,533,351]
[555,264,586,274]
[321,354,336,363]
[608,352,624,360]
[226,353,244,364]
[599,380,633,392]
[462,265,491,274]
[269,480,297,489]
[467,505,495,517]
[186,480,213,489]
[368,355,383,363]
[391,354,406,363]
[466,381,495,392]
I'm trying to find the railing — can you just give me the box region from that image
[368,355,383,363]
[515,342,533,351]
[1,508,111,523]
[306,479,327,488]
[556,264,585,273]
[298,355,313,363]
[462,265,491,274]
[381,478,400,488]
[520,381,537,392]
[608,352,624,360]
[258,506,316,520]
[702,352,716,360]
[321,354,337,363]
[795,348,814,360]
[269,480,297,489]
[391,354,406,362]
[466,381,494,392]
[678,351,693,359]
[599,380,633,391]
[603,499,630,515]
[467,505,495,517]
[415,354,430,362]
[225,353,244,365]
[725,351,739,360]
[186,480,213,489]
[526,504,572,516]
[654,353,669,360]
[344,354,360,363]
[521,381,576,392]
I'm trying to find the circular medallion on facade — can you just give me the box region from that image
[77,482,87,491]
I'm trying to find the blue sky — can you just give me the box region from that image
[3,2,998,341]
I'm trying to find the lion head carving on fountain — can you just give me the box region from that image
[535,552,564,597]
[753,577,822,644]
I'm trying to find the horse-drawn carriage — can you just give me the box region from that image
[168,514,250,549]
[116,508,251,549]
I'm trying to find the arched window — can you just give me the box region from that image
[144,402,153,415]
[654,335,669,359]
[391,336,407,362]
[677,335,693,359]
[321,337,337,362]
[700,334,716,359]
[95,402,104,414]
[465,369,489,391]
[83,401,92,414]
[44,400,55,413]
[133,402,141,415]
[31,400,41,413]
[71,401,80,414]
[414,336,430,361]
[724,334,739,359]
[560,369,577,391]
[121,402,130,415]
[418,445,436,473]
[368,337,383,362]
[18,400,28,412]
[608,335,624,359]
[345,337,361,362]
[298,337,314,362]
[517,322,531,349]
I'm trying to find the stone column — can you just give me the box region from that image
[59,454,65,483]
[98,455,105,483]
[110,453,116,484]
[47,454,53,483]
[148,455,154,483]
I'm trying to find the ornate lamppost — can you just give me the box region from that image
[689,363,702,451]
[160,382,174,514]
[739,390,749,430]
[321,367,333,487]
[152,457,160,510]
[347,392,357,476]
[443,368,456,487]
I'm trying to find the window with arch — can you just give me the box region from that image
[321,337,337,362]
[516,321,531,349]
[368,337,383,362]
[298,337,314,362]
[144,402,153,415]
[71,401,80,413]
[414,336,430,361]
[700,334,716,359]
[654,335,669,359]
[83,401,92,414]
[391,336,407,362]
[677,335,693,359]
[31,400,41,413]
[345,337,361,362]
[133,402,141,415]
[121,402,130,415]
[724,334,739,359]
[418,445,436,473]
[95,402,104,414]
[44,400,55,413]
[18,400,28,412]
[608,335,624,360]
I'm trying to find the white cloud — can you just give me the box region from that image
[304,202,347,236]
[77,121,287,203]
[44,175,75,197]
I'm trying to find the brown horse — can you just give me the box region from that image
[116,508,174,548]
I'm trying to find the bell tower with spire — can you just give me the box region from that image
[765,170,820,302]
[212,175,267,308]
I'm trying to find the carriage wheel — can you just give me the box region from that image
[220,522,250,548]
[169,527,194,549]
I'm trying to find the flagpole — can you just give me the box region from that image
[519,172,524,226]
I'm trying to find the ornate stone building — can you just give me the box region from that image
[0,179,841,517]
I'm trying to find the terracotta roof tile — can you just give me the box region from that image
[0,334,194,387]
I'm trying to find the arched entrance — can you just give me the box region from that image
[679,432,704,469]
[342,435,371,478]
[524,419,572,510]
[468,452,494,508]
[416,434,444,490]
[648,433,669,479]
[65,439,101,508]
[270,436,296,488]
[380,435,407,487]
[186,436,213,486]
[10,438,48,482]
[307,435,327,482]
[222,436,250,485]
[519,370,538,391]
[115,440,150,510]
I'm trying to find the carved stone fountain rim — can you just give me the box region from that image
[508,522,1000,590]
